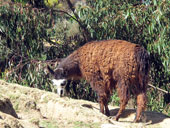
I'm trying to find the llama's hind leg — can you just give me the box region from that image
[134,92,147,122]
[114,87,129,121]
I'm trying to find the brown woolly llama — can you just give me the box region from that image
[47,40,150,122]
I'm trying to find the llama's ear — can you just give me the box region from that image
[56,58,64,63]
[47,65,55,76]
[54,58,64,65]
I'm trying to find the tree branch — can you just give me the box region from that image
[52,9,79,23]
[148,84,168,94]
[65,0,91,42]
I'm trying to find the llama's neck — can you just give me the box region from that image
[58,51,82,80]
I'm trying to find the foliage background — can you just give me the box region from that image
[0,0,169,115]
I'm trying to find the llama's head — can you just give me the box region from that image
[47,66,67,97]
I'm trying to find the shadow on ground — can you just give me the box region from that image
[109,108,170,124]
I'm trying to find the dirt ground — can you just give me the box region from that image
[0,80,169,128]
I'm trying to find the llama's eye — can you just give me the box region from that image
[63,70,67,77]
[54,68,64,78]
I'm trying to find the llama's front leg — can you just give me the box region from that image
[99,100,105,114]
[98,96,105,114]
[104,102,110,116]
[98,94,110,116]
[91,80,110,116]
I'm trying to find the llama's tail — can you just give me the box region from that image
[136,46,150,91]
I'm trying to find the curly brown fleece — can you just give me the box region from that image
[50,40,150,122]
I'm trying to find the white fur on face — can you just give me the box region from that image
[52,79,67,97]
[52,79,66,86]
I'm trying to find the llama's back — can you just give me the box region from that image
[77,40,149,86]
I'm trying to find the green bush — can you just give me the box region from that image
[0,1,55,89]
[66,80,98,102]
[0,2,54,59]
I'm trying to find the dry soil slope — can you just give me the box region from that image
[0,80,169,128]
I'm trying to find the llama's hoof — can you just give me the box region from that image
[110,116,119,121]
[105,112,110,117]
[133,118,140,123]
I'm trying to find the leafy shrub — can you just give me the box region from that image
[66,80,98,102]
[0,1,56,89]
[46,17,84,59]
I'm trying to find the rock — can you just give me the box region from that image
[0,98,18,118]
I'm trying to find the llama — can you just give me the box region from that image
[47,40,150,122]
